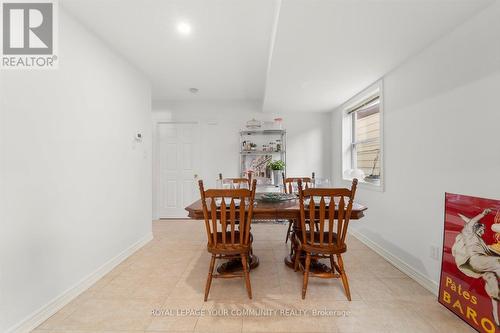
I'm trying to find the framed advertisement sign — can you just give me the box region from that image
[440,193,500,333]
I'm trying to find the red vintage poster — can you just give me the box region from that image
[440,193,500,333]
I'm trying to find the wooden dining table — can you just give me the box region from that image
[185,196,367,272]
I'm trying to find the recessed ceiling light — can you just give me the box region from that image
[189,88,199,94]
[176,21,192,35]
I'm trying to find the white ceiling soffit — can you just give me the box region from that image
[60,0,278,102]
[263,0,494,113]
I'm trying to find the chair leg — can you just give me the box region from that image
[302,253,311,299]
[204,254,216,301]
[294,247,302,271]
[337,254,351,301]
[241,254,252,299]
[329,255,336,274]
[285,220,293,243]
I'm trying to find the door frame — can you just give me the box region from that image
[153,120,200,219]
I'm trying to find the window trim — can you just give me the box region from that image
[341,80,384,192]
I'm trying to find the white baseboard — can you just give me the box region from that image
[349,229,439,296]
[7,233,153,333]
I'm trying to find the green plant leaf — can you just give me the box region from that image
[268,160,285,170]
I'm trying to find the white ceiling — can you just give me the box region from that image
[61,0,494,112]
[61,0,277,101]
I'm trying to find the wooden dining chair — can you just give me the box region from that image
[218,173,251,188]
[294,178,358,300]
[282,174,313,195]
[198,179,257,301]
[282,173,314,243]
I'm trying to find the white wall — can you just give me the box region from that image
[152,100,331,218]
[332,1,500,291]
[0,9,152,332]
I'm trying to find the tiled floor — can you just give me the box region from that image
[33,220,473,333]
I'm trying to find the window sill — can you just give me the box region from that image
[342,177,384,192]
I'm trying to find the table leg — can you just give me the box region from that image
[216,253,259,273]
[216,232,259,273]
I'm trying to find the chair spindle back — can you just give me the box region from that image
[298,179,358,248]
[283,173,313,194]
[219,173,252,188]
[199,180,257,247]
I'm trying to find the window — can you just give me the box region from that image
[342,84,383,188]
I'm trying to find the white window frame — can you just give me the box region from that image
[341,80,384,191]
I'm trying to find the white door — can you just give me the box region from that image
[158,122,199,218]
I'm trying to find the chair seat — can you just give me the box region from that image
[299,231,346,254]
[207,231,250,254]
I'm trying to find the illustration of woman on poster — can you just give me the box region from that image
[452,208,500,327]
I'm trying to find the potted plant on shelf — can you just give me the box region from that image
[268,160,285,185]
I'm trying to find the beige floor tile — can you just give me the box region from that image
[332,301,428,333]
[33,331,146,333]
[242,315,338,333]
[194,301,244,333]
[252,240,277,251]
[33,220,471,333]
[56,298,160,331]
[348,276,397,301]
[369,261,408,279]
[380,277,435,302]
[86,275,116,293]
[36,290,97,329]
[147,298,205,332]
[130,275,181,300]
[92,274,144,299]
[34,311,73,330]
[405,299,476,332]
